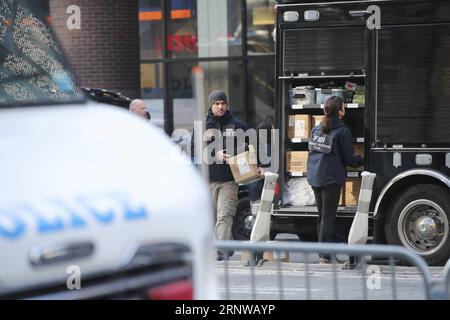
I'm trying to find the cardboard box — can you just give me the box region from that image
[263,250,290,262]
[240,250,290,263]
[240,242,290,263]
[345,178,361,206]
[228,145,260,184]
[339,185,345,206]
[288,115,312,139]
[312,115,324,127]
[286,151,308,173]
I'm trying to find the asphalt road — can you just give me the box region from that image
[216,260,446,300]
[215,235,447,300]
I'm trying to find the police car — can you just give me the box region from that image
[0,0,217,299]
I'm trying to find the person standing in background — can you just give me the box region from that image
[129,99,151,120]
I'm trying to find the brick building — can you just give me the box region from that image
[49,0,140,99]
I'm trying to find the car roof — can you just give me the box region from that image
[82,88,132,108]
[0,103,213,292]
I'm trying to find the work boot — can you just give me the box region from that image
[319,257,331,264]
[245,251,265,267]
[216,251,225,261]
[342,256,359,270]
[318,255,343,264]
[217,250,234,261]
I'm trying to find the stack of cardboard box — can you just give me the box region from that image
[286,117,363,207]
[287,114,326,139]
[288,115,312,139]
[345,178,361,206]
[286,151,309,173]
[339,186,345,206]
[312,115,324,128]
[344,143,363,206]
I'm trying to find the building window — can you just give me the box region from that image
[168,0,242,58]
[247,57,275,126]
[141,63,164,126]
[138,0,276,133]
[170,60,245,130]
[246,0,276,55]
[139,0,163,59]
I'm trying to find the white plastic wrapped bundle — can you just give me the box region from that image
[283,178,316,206]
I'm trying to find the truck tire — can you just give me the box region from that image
[384,184,450,266]
[232,198,253,240]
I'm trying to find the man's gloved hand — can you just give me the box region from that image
[215,149,230,163]
[205,129,214,141]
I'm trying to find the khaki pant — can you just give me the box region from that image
[209,181,238,241]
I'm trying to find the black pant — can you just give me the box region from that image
[312,184,341,247]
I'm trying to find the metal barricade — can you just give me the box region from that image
[215,240,441,300]
[443,258,450,299]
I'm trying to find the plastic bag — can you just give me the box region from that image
[283,178,316,206]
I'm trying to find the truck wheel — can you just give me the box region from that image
[232,198,253,240]
[385,184,450,266]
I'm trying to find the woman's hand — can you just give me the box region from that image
[257,167,265,177]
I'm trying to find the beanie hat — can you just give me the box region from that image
[208,90,228,107]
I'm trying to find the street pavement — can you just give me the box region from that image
[215,234,447,300]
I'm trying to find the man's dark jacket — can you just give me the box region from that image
[191,108,249,182]
[307,117,363,187]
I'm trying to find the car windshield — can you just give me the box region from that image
[0,0,84,107]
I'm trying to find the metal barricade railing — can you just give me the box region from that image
[443,258,450,299]
[215,240,443,300]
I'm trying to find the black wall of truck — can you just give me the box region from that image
[273,0,450,265]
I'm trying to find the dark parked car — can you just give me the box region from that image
[82,87,132,108]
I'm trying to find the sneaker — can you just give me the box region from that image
[244,251,265,267]
[342,261,357,270]
[319,255,344,264]
[216,250,233,261]
[216,251,225,261]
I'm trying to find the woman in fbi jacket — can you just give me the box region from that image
[306,96,363,263]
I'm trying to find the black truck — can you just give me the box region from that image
[272,0,450,265]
